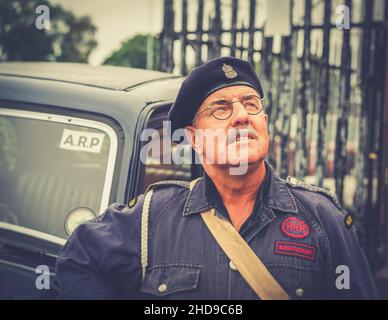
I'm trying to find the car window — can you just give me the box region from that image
[0,109,117,239]
[137,106,201,194]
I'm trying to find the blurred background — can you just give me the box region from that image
[0,0,387,297]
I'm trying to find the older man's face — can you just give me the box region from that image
[185,85,269,169]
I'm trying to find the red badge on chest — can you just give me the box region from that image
[281,217,309,239]
[275,241,316,261]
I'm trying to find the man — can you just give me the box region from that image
[56,56,378,299]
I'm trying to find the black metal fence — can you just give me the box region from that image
[158,0,388,271]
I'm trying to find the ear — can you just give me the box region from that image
[185,125,196,148]
[185,125,202,154]
[263,113,269,133]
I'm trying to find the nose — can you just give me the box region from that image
[230,101,249,127]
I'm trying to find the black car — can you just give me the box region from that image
[0,62,201,299]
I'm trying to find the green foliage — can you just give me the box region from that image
[0,0,97,62]
[103,34,159,70]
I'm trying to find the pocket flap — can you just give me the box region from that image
[141,263,202,296]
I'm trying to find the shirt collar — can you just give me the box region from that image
[182,160,299,216]
[265,163,299,215]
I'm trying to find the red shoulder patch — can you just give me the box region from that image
[281,217,309,239]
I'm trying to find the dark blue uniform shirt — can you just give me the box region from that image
[204,163,270,235]
[56,161,378,299]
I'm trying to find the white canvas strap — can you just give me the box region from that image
[200,208,289,300]
[189,178,289,300]
[140,189,153,279]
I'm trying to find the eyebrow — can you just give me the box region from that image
[242,94,256,99]
[210,98,229,103]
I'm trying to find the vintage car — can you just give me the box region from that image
[0,62,202,299]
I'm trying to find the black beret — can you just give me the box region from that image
[168,56,264,133]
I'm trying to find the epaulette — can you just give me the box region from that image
[128,180,190,207]
[286,176,354,229]
[285,176,344,211]
[144,180,190,194]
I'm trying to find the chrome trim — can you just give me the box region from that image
[0,258,56,277]
[0,222,66,246]
[0,108,119,241]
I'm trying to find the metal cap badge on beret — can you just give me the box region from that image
[168,56,264,133]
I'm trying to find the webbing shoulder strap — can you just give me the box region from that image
[200,208,289,300]
[189,179,289,300]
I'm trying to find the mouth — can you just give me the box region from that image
[228,130,258,144]
[235,133,256,142]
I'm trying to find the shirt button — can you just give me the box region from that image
[158,284,167,293]
[229,261,238,271]
[295,288,304,298]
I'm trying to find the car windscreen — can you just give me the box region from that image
[0,109,117,240]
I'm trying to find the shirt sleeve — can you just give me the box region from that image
[320,201,379,300]
[55,197,144,299]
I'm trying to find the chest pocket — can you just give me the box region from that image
[141,263,202,299]
[266,264,324,300]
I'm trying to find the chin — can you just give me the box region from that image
[225,154,263,167]
[228,144,264,163]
